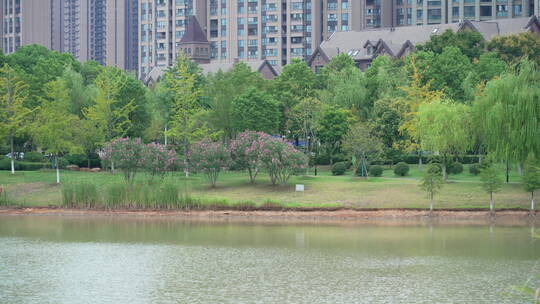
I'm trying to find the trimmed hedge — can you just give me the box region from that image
[0,158,50,171]
[394,162,410,176]
[23,152,46,162]
[369,165,383,177]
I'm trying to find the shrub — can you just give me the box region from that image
[50,157,69,169]
[469,164,481,175]
[65,154,88,167]
[448,162,464,174]
[190,139,231,187]
[23,151,46,162]
[369,165,383,177]
[331,162,347,176]
[19,162,50,171]
[394,162,410,176]
[0,158,16,170]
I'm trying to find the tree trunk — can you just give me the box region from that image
[111,160,115,173]
[183,143,189,178]
[418,151,423,172]
[87,152,91,169]
[531,192,535,212]
[10,134,15,175]
[489,193,494,212]
[442,165,447,181]
[517,163,522,176]
[505,160,509,184]
[55,156,60,184]
[164,125,168,146]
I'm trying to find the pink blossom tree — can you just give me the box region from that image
[260,138,308,185]
[230,131,273,183]
[190,139,230,187]
[141,142,178,181]
[101,138,145,183]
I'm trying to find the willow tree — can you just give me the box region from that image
[473,60,540,182]
[415,101,473,181]
[0,64,30,175]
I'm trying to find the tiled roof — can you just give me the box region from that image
[180,15,208,44]
[315,16,538,62]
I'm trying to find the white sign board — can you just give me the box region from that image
[295,184,304,192]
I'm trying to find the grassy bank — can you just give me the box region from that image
[0,164,533,210]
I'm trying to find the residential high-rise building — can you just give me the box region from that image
[0,0,138,71]
[138,0,537,78]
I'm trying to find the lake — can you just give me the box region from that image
[0,215,538,303]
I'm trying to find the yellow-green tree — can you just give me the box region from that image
[33,79,81,184]
[396,58,444,169]
[165,55,211,176]
[83,67,136,144]
[415,101,473,181]
[0,64,30,175]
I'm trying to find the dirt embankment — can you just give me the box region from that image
[0,207,537,224]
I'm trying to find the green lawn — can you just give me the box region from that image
[0,164,532,210]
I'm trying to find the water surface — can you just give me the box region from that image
[0,215,538,303]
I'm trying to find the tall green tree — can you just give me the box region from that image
[287,97,324,172]
[319,65,370,119]
[6,44,80,108]
[462,52,507,101]
[420,163,444,212]
[61,67,97,117]
[522,154,540,211]
[33,79,81,184]
[480,165,503,213]
[417,29,485,60]
[473,60,540,182]
[165,56,211,176]
[413,47,471,101]
[342,123,383,177]
[318,106,353,165]
[487,32,540,66]
[145,81,174,144]
[232,87,280,134]
[415,101,473,180]
[206,62,266,139]
[0,64,30,175]
[270,59,317,130]
[83,67,136,145]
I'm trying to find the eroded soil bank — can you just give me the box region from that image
[0,207,538,225]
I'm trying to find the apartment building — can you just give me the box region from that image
[0,0,138,71]
[365,0,537,29]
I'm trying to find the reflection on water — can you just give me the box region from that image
[0,215,538,304]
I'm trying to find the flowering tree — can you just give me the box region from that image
[260,138,308,185]
[101,138,145,183]
[190,139,230,187]
[141,142,178,181]
[230,131,273,183]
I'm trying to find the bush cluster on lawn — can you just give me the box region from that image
[394,162,410,176]
[0,158,50,171]
[369,165,383,177]
[331,162,347,176]
[469,164,481,175]
[448,162,464,174]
